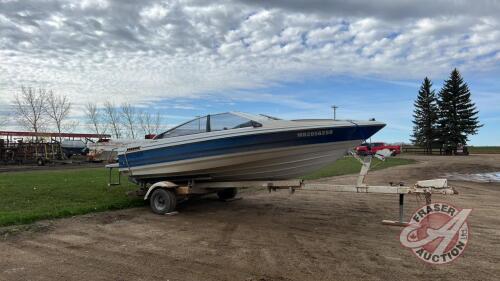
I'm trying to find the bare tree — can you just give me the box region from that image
[103,101,121,139]
[45,90,71,140]
[139,111,163,135]
[153,112,162,134]
[0,115,7,129]
[139,110,153,135]
[85,102,103,135]
[121,103,137,139]
[14,86,47,136]
[138,110,149,135]
[61,120,80,134]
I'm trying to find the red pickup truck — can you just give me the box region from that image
[355,142,401,156]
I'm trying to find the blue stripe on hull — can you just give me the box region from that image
[119,124,384,168]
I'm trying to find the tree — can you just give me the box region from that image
[0,115,7,129]
[411,77,439,153]
[153,112,162,134]
[121,103,137,139]
[103,101,121,139]
[139,111,163,135]
[45,91,72,140]
[14,86,48,136]
[437,69,482,151]
[85,102,103,135]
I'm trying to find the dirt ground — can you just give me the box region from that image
[1,154,499,281]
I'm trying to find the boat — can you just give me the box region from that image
[88,138,151,162]
[116,112,385,183]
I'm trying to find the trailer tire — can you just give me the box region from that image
[150,188,177,214]
[217,188,238,200]
[37,158,45,166]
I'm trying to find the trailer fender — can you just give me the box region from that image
[144,181,179,200]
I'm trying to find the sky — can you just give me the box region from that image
[0,0,499,145]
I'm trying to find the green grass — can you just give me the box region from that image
[0,168,143,227]
[0,156,417,227]
[401,145,500,155]
[302,156,416,180]
[468,146,500,154]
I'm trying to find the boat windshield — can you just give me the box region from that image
[154,113,259,139]
[259,114,281,120]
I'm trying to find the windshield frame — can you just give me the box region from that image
[153,112,261,139]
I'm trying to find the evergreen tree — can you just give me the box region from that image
[412,77,439,153]
[437,69,481,151]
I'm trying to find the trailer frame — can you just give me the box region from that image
[106,153,457,224]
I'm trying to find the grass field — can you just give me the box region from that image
[0,168,143,227]
[0,156,416,227]
[401,145,500,155]
[302,156,416,180]
[468,146,500,154]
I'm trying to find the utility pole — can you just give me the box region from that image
[331,105,338,120]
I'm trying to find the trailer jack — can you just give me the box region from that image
[106,163,121,187]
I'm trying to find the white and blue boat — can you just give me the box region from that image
[117,112,385,183]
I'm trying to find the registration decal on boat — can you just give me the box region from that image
[297,129,333,138]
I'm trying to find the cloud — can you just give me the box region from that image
[0,0,499,116]
[236,0,500,20]
[140,3,169,22]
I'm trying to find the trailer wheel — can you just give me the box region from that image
[150,188,177,214]
[37,158,45,166]
[217,188,238,200]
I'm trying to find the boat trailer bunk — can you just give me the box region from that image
[106,153,457,226]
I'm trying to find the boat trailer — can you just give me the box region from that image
[107,152,457,226]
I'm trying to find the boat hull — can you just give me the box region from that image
[118,123,384,182]
[123,140,359,181]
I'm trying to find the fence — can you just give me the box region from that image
[401,145,444,155]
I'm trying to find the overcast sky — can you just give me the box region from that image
[1,0,499,144]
